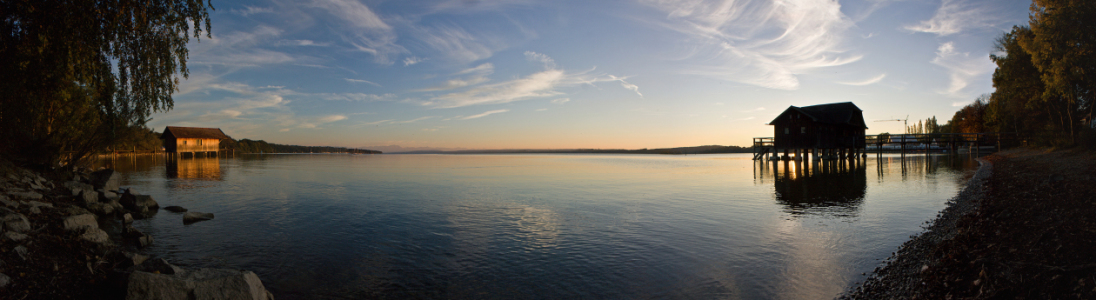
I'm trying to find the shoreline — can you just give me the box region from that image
[843,148,1096,299]
[0,160,274,299]
[841,155,993,298]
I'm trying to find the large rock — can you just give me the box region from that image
[63,214,98,232]
[79,190,99,207]
[0,195,17,208]
[126,267,274,300]
[88,202,115,216]
[99,190,119,202]
[64,181,94,197]
[183,212,215,224]
[4,231,28,242]
[9,191,42,200]
[120,190,159,211]
[2,213,31,232]
[164,206,188,213]
[90,169,121,191]
[80,228,110,244]
[138,258,186,275]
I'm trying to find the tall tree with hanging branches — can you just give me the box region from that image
[0,0,213,165]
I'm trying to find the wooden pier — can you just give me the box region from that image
[753,132,1020,161]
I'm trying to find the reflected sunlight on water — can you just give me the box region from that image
[97,153,978,300]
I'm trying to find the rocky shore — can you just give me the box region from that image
[843,148,1096,299]
[0,159,272,299]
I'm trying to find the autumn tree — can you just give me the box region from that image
[985,26,1049,135]
[1018,0,1096,140]
[949,95,989,134]
[0,0,213,165]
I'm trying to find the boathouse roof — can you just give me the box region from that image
[160,126,231,140]
[768,102,868,129]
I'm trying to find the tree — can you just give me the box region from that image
[986,26,1049,135]
[1019,0,1096,140]
[0,0,213,166]
[950,95,989,134]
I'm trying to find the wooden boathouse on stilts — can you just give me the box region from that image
[754,102,867,161]
[160,126,231,159]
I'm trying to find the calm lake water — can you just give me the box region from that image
[99,153,977,299]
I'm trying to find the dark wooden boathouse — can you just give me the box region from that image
[764,102,867,160]
[161,126,230,158]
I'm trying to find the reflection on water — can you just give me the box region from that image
[166,156,222,180]
[98,153,981,300]
[753,155,976,219]
[763,160,868,217]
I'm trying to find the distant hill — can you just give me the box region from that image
[391,145,751,155]
[225,139,381,154]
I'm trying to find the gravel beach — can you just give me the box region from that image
[842,148,1096,299]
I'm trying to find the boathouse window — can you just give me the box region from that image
[785,128,789,134]
[801,127,806,134]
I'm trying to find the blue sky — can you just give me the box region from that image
[150,0,1031,151]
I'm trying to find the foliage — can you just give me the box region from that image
[1021,0,1096,139]
[949,95,989,134]
[225,139,276,154]
[0,0,213,166]
[110,126,164,152]
[979,0,1095,146]
[221,139,381,154]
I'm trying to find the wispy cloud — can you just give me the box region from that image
[344,78,381,86]
[417,76,491,92]
[461,109,510,120]
[189,26,301,67]
[395,116,434,124]
[319,93,397,102]
[310,0,404,64]
[551,98,570,104]
[317,115,348,123]
[455,63,494,75]
[837,73,886,86]
[741,107,766,113]
[420,53,641,108]
[403,56,427,66]
[524,51,556,69]
[608,75,642,97]
[414,24,498,63]
[641,0,859,90]
[277,39,329,47]
[930,42,994,97]
[904,0,994,36]
[230,5,273,16]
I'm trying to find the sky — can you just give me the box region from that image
[149,0,1033,151]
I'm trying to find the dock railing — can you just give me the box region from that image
[751,132,1021,160]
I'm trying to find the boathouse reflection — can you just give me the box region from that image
[166,156,222,179]
[755,159,867,217]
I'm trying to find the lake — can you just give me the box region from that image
[98,153,978,299]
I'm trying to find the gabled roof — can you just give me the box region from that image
[160,126,230,140]
[768,102,868,129]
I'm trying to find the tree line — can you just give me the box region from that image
[948,0,1095,146]
[222,139,382,154]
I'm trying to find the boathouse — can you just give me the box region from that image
[160,126,230,158]
[767,102,867,160]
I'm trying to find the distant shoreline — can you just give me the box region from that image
[386,145,752,155]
